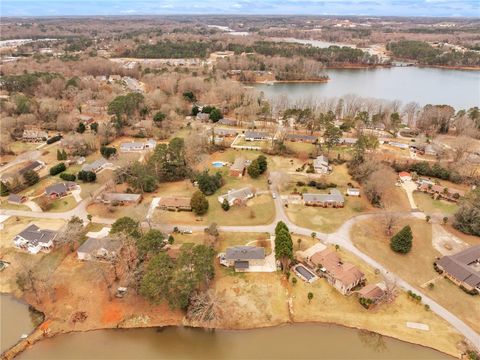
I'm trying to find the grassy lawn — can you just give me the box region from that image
[87,201,150,220]
[286,196,371,233]
[0,199,30,211]
[153,193,275,226]
[216,232,270,252]
[285,141,315,154]
[350,217,480,335]
[10,141,39,154]
[43,195,78,212]
[80,169,114,198]
[232,137,270,148]
[413,191,458,215]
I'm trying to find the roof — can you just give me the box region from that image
[313,155,329,168]
[310,248,364,287]
[16,224,57,245]
[219,187,254,203]
[77,237,122,254]
[214,128,238,136]
[347,188,360,194]
[19,161,43,175]
[399,172,411,178]
[158,196,191,208]
[334,263,365,288]
[45,182,76,196]
[102,193,141,202]
[303,189,344,204]
[245,130,270,139]
[8,194,26,203]
[218,118,237,126]
[419,183,465,197]
[234,260,250,269]
[226,246,265,260]
[436,245,480,289]
[82,158,107,172]
[23,129,47,138]
[230,157,246,172]
[358,283,385,300]
[285,133,317,142]
[310,248,341,269]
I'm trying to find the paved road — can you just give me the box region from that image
[1,186,479,350]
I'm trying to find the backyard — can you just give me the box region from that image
[413,191,458,215]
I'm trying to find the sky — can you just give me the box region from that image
[1,0,479,18]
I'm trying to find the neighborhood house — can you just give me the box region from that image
[435,245,480,293]
[244,131,271,141]
[19,160,45,176]
[98,192,142,205]
[285,133,317,143]
[77,237,123,261]
[224,246,266,271]
[22,129,48,142]
[13,224,57,254]
[8,194,27,204]
[308,248,365,295]
[356,283,386,303]
[157,197,192,212]
[418,183,465,202]
[346,188,360,197]
[398,172,412,182]
[120,139,156,152]
[303,189,345,208]
[82,158,109,173]
[229,158,247,177]
[313,155,331,174]
[45,182,77,199]
[218,187,254,206]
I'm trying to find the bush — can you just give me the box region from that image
[49,162,66,176]
[0,181,9,196]
[23,170,40,186]
[221,198,230,211]
[390,225,413,254]
[77,170,96,182]
[46,135,62,144]
[195,170,223,195]
[191,190,209,215]
[60,173,76,181]
[100,146,117,159]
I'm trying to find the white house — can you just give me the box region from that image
[346,188,360,197]
[313,155,331,174]
[120,139,156,152]
[13,224,57,254]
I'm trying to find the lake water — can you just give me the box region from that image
[255,67,480,110]
[0,294,37,353]
[17,324,453,360]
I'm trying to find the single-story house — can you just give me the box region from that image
[120,139,156,152]
[8,194,27,204]
[45,182,77,199]
[435,245,480,293]
[230,157,247,177]
[22,129,48,142]
[224,246,265,272]
[218,187,254,206]
[418,183,465,202]
[244,131,271,141]
[340,137,357,146]
[309,248,365,295]
[213,128,238,137]
[346,188,360,197]
[99,192,142,205]
[285,133,317,143]
[77,237,123,261]
[313,155,331,174]
[218,118,238,126]
[19,160,45,176]
[13,224,57,254]
[303,189,345,208]
[82,158,109,173]
[398,172,412,182]
[157,197,192,212]
[357,283,386,303]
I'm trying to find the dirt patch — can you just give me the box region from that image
[101,302,124,325]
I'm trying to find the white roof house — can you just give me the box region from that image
[120,139,156,152]
[347,188,360,196]
[313,155,331,174]
[218,187,254,206]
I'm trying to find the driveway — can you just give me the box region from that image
[71,189,82,203]
[400,179,418,209]
[24,200,42,212]
[147,197,160,220]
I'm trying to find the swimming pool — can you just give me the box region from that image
[294,264,317,282]
[212,161,225,168]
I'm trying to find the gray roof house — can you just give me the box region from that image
[218,187,254,206]
[45,182,77,198]
[285,133,318,143]
[19,160,45,175]
[435,245,480,292]
[229,157,247,177]
[244,131,271,141]
[225,246,266,271]
[77,237,123,261]
[303,189,345,208]
[218,118,238,126]
[120,139,156,152]
[13,224,57,254]
[82,158,109,173]
[8,194,27,204]
[313,155,331,174]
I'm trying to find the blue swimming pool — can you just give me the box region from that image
[212,161,224,168]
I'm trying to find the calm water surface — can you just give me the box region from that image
[17,324,453,360]
[255,67,480,110]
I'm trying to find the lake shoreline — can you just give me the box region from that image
[1,292,460,360]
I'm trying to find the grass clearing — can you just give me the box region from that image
[0,199,30,211]
[413,191,458,215]
[350,217,480,334]
[45,195,78,212]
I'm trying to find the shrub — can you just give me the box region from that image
[60,173,76,181]
[191,190,209,215]
[77,170,96,182]
[23,170,40,186]
[46,135,62,144]
[390,225,413,254]
[0,181,10,196]
[100,146,117,159]
[221,198,230,211]
[49,162,66,176]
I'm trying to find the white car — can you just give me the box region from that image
[272,193,277,199]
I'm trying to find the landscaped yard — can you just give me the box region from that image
[45,195,78,212]
[413,191,458,215]
[216,232,270,252]
[350,217,480,334]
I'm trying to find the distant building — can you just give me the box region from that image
[22,129,48,142]
[98,192,142,205]
[435,245,480,293]
[157,197,192,212]
[218,118,238,126]
[303,189,344,208]
[424,144,438,157]
[82,158,109,173]
[18,160,45,176]
[229,158,247,177]
[13,224,57,254]
[224,246,265,272]
[285,133,317,143]
[218,187,254,206]
[346,188,360,197]
[77,237,123,261]
[244,131,271,141]
[313,155,331,174]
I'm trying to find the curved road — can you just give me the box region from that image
[1,188,479,350]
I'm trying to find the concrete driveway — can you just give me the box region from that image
[71,189,82,203]
[400,179,418,209]
[24,200,42,212]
